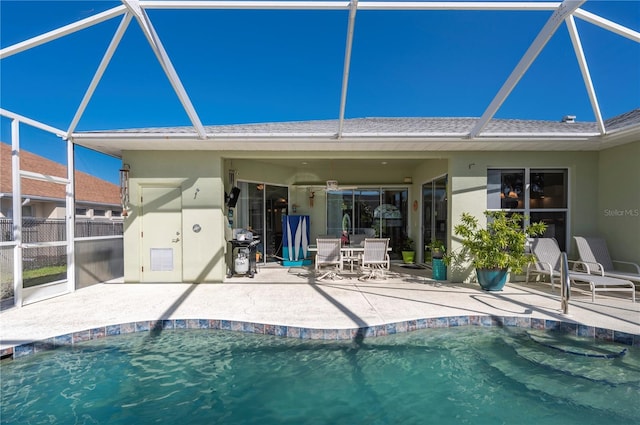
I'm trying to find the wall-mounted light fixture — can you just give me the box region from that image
[119,164,130,216]
[308,189,315,208]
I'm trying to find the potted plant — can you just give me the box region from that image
[401,237,415,264]
[446,210,546,291]
[427,240,446,259]
[427,240,447,280]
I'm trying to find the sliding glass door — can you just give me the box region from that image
[236,182,288,263]
[326,187,408,260]
[422,176,448,262]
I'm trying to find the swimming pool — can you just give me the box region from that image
[1,326,638,424]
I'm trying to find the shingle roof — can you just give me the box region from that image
[601,109,640,131]
[0,142,120,205]
[90,109,639,136]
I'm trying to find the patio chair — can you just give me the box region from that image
[527,238,635,302]
[527,238,573,289]
[359,238,390,280]
[574,236,640,284]
[315,238,343,280]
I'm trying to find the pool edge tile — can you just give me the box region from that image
[4,315,639,360]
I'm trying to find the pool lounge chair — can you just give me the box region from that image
[574,236,640,284]
[315,238,343,280]
[527,238,635,302]
[359,238,390,280]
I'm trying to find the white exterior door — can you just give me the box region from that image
[141,186,182,282]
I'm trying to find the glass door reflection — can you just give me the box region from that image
[237,182,288,263]
[422,175,447,263]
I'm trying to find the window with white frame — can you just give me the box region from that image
[488,168,568,251]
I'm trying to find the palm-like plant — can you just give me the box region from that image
[450,210,547,273]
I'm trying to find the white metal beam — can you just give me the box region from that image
[139,1,561,11]
[67,13,133,136]
[141,0,349,9]
[11,119,23,307]
[123,0,207,139]
[468,0,586,139]
[358,1,561,11]
[574,8,640,43]
[66,140,76,294]
[0,6,127,59]
[0,109,66,138]
[19,170,70,185]
[337,0,359,139]
[566,15,605,134]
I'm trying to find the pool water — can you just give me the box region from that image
[1,327,639,424]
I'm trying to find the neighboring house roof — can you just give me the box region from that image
[73,109,640,157]
[0,142,120,206]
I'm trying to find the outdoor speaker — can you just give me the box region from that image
[227,186,241,208]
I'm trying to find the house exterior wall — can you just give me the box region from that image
[596,141,640,263]
[448,151,600,282]
[122,147,635,285]
[122,151,225,283]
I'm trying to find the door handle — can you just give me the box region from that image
[172,237,180,243]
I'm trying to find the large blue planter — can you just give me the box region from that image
[476,268,508,291]
[432,258,447,281]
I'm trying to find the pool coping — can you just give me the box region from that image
[3,314,639,361]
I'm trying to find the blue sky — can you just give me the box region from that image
[1,0,639,184]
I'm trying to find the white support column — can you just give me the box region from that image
[123,0,207,139]
[11,119,23,307]
[67,13,133,135]
[565,15,605,134]
[469,0,586,138]
[337,0,358,139]
[66,140,76,293]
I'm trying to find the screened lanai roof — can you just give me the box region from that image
[1,0,639,157]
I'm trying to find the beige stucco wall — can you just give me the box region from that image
[122,151,225,283]
[596,141,640,263]
[120,145,636,285]
[447,151,600,282]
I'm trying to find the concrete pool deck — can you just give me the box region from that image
[1,264,639,357]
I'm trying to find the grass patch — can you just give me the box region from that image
[2,265,68,298]
[23,265,66,280]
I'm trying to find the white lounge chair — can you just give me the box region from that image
[359,238,390,280]
[574,236,640,284]
[527,238,635,302]
[315,238,343,280]
[527,238,582,290]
